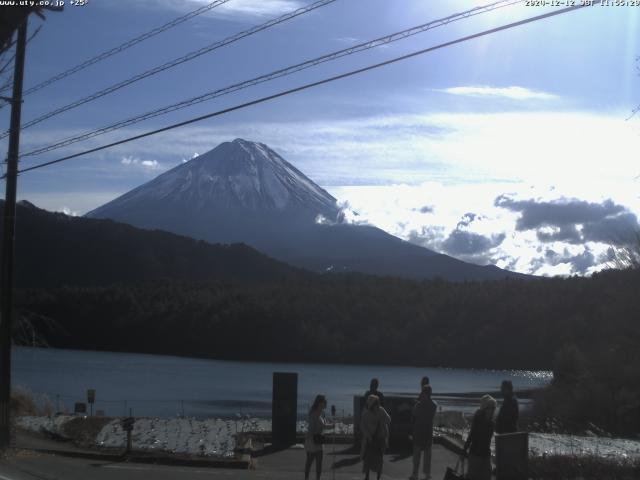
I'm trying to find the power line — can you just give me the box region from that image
[0,0,339,138]
[0,0,234,98]
[20,0,523,157]
[0,25,43,104]
[13,2,597,177]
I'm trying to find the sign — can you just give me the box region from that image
[495,432,529,480]
[120,417,135,432]
[272,372,297,446]
[87,389,95,404]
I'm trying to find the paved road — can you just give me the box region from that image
[0,444,463,480]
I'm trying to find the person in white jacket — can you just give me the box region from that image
[304,394,330,480]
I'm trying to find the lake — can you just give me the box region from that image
[12,346,551,418]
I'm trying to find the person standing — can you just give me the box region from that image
[305,394,330,480]
[361,395,391,480]
[410,384,437,480]
[463,395,497,480]
[496,380,519,434]
[364,378,385,406]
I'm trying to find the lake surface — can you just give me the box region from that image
[12,346,551,419]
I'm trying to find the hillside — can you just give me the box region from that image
[1,200,305,288]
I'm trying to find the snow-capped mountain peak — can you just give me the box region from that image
[88,138,339,218]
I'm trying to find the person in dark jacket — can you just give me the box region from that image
[496,380,519,434]
[410,384,437,480]
[464,395,496,480]
[364,378,385,406]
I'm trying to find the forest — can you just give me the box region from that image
[15,268,639,370]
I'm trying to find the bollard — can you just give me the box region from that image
[121,409,135,455]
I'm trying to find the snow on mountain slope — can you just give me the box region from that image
[88,139,338,219]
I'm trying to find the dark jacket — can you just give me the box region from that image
[464,410,494,458]
[411,397,437,447]
[496,395,519,434]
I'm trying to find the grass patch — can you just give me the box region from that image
[62,416,112,448]
[10,387,52,417]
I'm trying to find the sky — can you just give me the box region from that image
[1,0,639,276]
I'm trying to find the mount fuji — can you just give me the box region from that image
[87,139,522,280]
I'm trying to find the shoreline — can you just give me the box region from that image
[13,345,555,373]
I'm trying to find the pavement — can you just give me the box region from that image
[0,431,466,480]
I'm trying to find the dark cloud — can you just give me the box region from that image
[407,225,446,248]
[441,230,505,256]
[536,225,582,244]
[539,247,596,275]
[495,195,639,246]
[495,196,625,229]
[418,205,434,214]
[431,212,507,262]
[456,212,481,229]
[581,212,639,245]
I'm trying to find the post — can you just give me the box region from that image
[127,409,133,454]
[0,18,28,450]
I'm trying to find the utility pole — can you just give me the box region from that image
[0,18,28,449]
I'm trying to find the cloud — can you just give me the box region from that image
[22,109,640,191]
[130,0,303,18]
[121,156,160,171]
[198,0,302,18]
[60,207,80,217]
[540,247,596,275]
[440,86,557,101]
[438,212,506,260]
[495,196,640,246]
[334,37,360,44]
[141,160,159,169]
[441,230,506,256]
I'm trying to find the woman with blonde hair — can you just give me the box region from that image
[463,394,497,480]
[360,394,391,480]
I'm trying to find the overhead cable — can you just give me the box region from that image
[0,0,234,98]
[13,2,598,177]
[20,0,523,156]
[0,0,339,138]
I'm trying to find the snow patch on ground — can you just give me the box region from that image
[19,415,639,459]
[17,416,353,458]
[436,426,640,459]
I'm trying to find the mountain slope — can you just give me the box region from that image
[1,201,305,288]
[88,138,525,281]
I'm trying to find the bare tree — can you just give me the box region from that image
[608,231,640,270]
